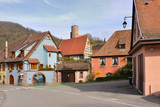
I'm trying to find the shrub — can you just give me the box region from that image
[79,80,83,83]
[96,75,128,82]
[64,57,74,61]
[120,62,132,77]
[88,73,95,82]
[46,64,48,68]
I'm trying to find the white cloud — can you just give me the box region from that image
[0,0,23,3]
[43,0,62,8]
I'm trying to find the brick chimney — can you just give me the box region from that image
[70,25,79,39]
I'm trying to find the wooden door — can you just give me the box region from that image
[62,72,75,82]
[9,75,14,85]
[138,54,144,93]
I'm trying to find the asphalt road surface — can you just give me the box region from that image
[0,80,160,107]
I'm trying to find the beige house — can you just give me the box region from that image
[56,25,92,83]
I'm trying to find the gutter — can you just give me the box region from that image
[129,38,160,54]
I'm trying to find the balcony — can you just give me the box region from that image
[39,68,55,71]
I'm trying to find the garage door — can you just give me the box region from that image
[62,72,75,82]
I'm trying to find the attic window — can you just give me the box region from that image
[118,38,126,50]
[20,50,24,57]
[45,35,50,40]
[12,52,15,58]
[119,44,126,50]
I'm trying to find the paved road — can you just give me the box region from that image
[0,80,160,107]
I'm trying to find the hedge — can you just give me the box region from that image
[96,75,128,82]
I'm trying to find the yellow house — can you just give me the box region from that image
[0,63,6,85]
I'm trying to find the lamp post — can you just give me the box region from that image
[122,16,132,29]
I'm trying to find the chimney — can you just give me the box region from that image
[5,40,8,59]
[70,25,79,39]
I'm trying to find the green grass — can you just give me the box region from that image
[33,83,74,88]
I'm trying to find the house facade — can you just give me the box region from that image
[57,25,92,83]
[130,0,160,96]
[0,31,61,86]
[0,63,7,85]
[59,25,93,60]
[92,30,132,78]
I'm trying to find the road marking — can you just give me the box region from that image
[49,90,60,92]
[64,92,80,96]
[27,87,35,89]
[9,89,15,91]
[2,90,8,92]
[87,96,140,107]
[111,98,117,101]
[21,87,29,89]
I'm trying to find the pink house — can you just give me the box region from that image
[92,30,132,78]
[130,0,160,96]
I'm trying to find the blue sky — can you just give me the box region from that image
[0,0,133,40]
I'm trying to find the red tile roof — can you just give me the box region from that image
[0,31,59,62]
[28,59,40,63]
[59,35,88,56]
[92,30,131,57]
[135,0,160,38]
[92,44,104,54]
[44,45,59,52]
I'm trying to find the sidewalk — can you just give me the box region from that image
[0,91,4,107]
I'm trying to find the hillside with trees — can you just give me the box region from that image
[0,21,62,50]
[0,21,104,50]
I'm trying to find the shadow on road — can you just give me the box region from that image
[62,80,140,95]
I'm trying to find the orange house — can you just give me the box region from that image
[91,30,132,78]
[130,0,160,96]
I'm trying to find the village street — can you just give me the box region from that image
[0,80,160,107]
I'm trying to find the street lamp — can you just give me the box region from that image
[122,16,132,29]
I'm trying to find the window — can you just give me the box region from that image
[20,50,24,57]
[49,53,51,57]
[119,44,126,50]
[45,35,50,40]
[8,64,14,70]
[17,63,23,70]
[100,58,106,66]
[80,72,83,78]
[40,64,44,69]
[112,57,118,65]
[12,52,15,58]
[31,64,38,69]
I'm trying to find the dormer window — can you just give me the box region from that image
[20,50,24,57]
[118,38,126,50]
[119,44,126,50]
[12,52,15,58]
[45,35,50,40]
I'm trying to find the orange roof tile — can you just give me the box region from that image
[28,59,39,63]
[59,35,88,56]
[135,0,160,38]
[92,30,131,57]
[44,45,59,52]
